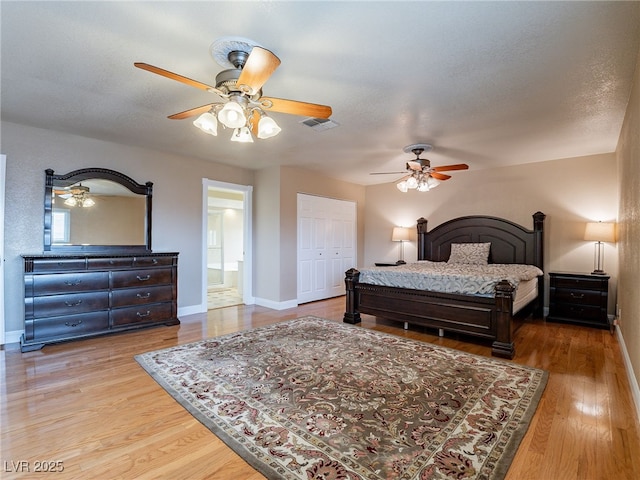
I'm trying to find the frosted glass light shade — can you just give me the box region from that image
[218,102,246,128]
[193,112,218,135]
[584,222,616,242]
[231,126,254,143]
[406,176,418,189]
[257,116,281,139]
[396,181,408,192]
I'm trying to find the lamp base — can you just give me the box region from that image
[591,269,607,275]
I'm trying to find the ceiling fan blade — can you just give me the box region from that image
[431,172,451,181]
[260,97,332,119]
[168,104,218,120]
[134,62,225,96]
[432,164,469,172]
[236,47,281,96]
[370,171,407,175]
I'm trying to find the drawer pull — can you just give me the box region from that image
[136,275,151,281]
[64,320,83,327]
[64,300,83,307]
[136,292,151,299]
[64,279,82,286]
[137,310,151,318]
[152,259,158,264]
[570,293,585,299]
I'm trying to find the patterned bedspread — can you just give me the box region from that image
[358,261,543,296]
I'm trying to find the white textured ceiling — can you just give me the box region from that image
[2,1,639,185]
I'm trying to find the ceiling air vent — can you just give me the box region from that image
[301,117,339,131]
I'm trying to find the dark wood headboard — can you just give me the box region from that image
[416,212,545,269]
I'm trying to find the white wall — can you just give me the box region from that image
[1,121,254,336]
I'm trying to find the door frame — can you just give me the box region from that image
[201,178,254,310]
[0,154,5,345]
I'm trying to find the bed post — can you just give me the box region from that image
[344,268,361,324]
[416,217,428,260]
[533,211,546,317]
[492,280,516,359]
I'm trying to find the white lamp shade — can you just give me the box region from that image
[396,181,408,192]
[231,126,254,143]
[584,222,616,242]
[392,227,410,242]
[193,112,218,135]
[218,102,247,128]
[257,116,282,139]
[406,176,418,189]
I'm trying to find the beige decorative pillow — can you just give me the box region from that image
[448,242,491,265]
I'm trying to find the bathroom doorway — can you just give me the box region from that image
[202,179,253,310]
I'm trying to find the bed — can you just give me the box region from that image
[344,212,546,358]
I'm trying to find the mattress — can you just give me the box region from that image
[512,277,538,314]
[358,261,542,298]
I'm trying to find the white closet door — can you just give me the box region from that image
[297,194,356,303]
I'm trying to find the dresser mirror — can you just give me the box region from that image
[44,167,152,252]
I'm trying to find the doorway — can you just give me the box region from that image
[202,179,253,310]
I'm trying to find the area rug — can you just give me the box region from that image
[135,316,547,479]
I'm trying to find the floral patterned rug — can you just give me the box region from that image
[135,316,547,479]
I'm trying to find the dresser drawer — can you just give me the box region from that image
[31,291,110,318]
[111,268,173,288]
[28,311,110,341]
[111,285,174,308]
[111,302,174,327]
[31,258,87,272]
[133,256,175,268]
[87,257,134,270]
[30,272,110,295]
[552,288,603,306]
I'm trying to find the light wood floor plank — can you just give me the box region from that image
[1,297,639,479]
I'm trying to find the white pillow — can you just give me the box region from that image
[448,242,491,265]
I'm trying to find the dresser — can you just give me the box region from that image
[547,271,610,329]
[21,252,179,352]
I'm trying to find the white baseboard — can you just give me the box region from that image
[616,326,640,424]
[178,304,206,317]
[253,297,298,311]
[3,329,23,345]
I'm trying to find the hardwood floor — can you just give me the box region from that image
[2,297,639,479]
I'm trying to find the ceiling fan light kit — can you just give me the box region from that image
[135,36,332,143]
[372,143,469,193]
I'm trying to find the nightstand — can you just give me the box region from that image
[547,272,610,329]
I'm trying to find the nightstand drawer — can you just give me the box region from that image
[551,304,604,323]
[552,276,608,291]
[553,288,604,306]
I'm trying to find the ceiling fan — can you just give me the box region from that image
[135,37,332,142]
[371,144,469,192]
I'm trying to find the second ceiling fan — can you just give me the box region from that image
[135,37,332,141]
[371,144,469,192]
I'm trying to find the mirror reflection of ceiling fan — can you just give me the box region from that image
[371,144,469,192]
[53,184,95,207]
[135,36,332,142]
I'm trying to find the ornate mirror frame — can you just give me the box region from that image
[44,167,153,252]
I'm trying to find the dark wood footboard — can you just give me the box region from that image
[343,268,517,358]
